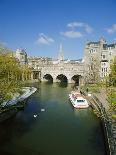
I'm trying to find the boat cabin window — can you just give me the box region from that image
[77,100,85,102]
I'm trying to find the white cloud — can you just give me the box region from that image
[106,24,116,34]
[67,22,93,33]
[36,33,54,45]
[61,21,93,39]
[67,22,84,28]
[85,24,93,33]
[61,31,83,38]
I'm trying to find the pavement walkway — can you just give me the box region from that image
[91,89,116,155]
[93,89,110,110]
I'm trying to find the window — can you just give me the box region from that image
[90,49,93,53]
[91,57,94,61]
[106,68,107,72]
[103,55,105,59]
[110,59,113,63]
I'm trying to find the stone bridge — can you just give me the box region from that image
[32,62,85,85]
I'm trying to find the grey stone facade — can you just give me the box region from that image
[15,49,28,65]
[84,38,116,80]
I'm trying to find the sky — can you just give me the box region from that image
[0,0,116,59]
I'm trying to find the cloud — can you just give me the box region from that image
[67,22,84,28]
[61,31,83,38]
[106,24,116,34]
[36,33,54,45]
[67,22,93,33]
[85,24,93,33]
[61,21,93,39]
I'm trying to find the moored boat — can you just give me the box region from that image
[69,90,89,109]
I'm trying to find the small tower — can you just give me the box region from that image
[15,48,28,65]
[58,44,64,61]
[99,37,106,44]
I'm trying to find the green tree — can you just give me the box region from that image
[110,56,116,86]
[0,48,22,105]
[107,57,116,110]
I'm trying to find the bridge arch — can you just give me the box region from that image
[56,74,68,83]
[43,74,53,82]
[71,75,81,85]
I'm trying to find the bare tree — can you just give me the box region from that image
[84,54,100,84]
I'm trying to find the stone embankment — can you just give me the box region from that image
[0,87,37,123]
[84,90,116,155]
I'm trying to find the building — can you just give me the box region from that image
[15,48,28,65]
[28,56,52,70]
[15,39,116,84]
[84,38,116,81]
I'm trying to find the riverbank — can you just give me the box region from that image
[0,87,37,123]
[83,89,116,155]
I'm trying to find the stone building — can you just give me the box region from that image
[28,56,52,70]
[15,39,116,84]
[15,48,28,65]
[26,45,84,84]
[84,38,116,81]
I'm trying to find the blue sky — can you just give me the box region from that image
[0,0,116,59]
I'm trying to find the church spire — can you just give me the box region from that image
[59,44,63,53]
[58,44,64,61]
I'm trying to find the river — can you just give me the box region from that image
[0,82,107,155]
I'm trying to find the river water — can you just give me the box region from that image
[0,82,107,155]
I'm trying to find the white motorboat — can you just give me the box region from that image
[69,91,89,109]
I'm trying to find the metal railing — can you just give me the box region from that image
[92,94,116,155]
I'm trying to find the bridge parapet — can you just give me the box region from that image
[31,62,85,85]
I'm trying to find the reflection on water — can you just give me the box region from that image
[56,82,68,87]
[0,82,107,155]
